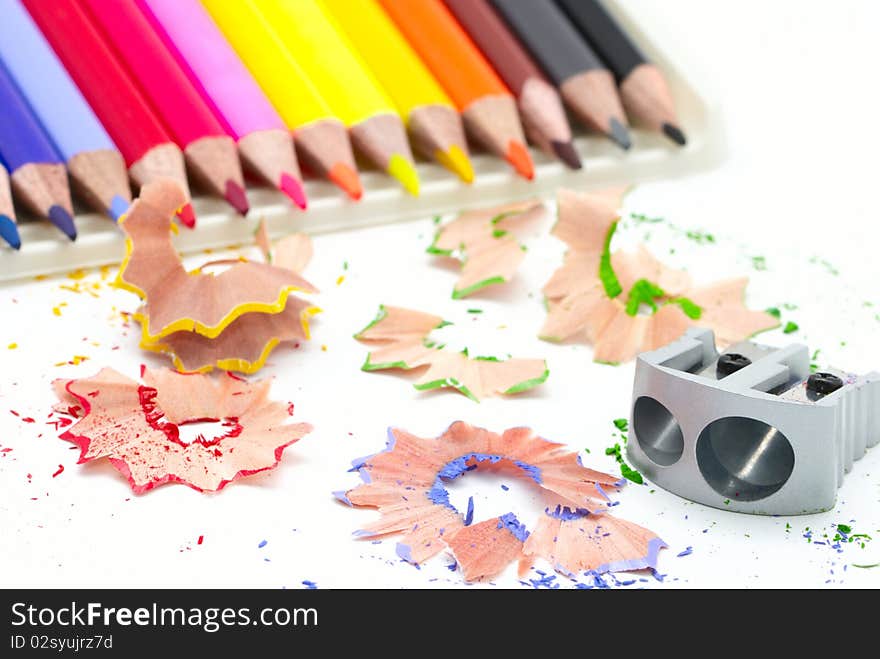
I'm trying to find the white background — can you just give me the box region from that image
[1,0,879,589]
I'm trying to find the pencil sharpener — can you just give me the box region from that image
[627,328,879,515]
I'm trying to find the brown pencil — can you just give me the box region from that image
[444,0,580,168]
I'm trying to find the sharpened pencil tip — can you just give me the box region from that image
[225,180,250,215]
[609,118,632,150]
[662,122,687,146]
[280,173,308,210]
[48,205,76,241]
[109,195,130,222]
[0,215,21,250]
[329,162,363,201]
[176,203,197,229]
[551,140,582,170]
[435,145,474,183]
[387,155,420,196]
[506,141,534,180]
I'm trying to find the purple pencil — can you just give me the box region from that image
[0,60,75,241]
[0,0,130,221]
[0,161,19,250]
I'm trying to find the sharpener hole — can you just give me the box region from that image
[633,396,684,466]
[696,417,794,501]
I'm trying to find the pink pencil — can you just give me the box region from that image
[78,0,248,214]
[138,0,306,209]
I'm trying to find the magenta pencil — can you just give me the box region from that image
[138,0,305,209]
[78,0,249,214]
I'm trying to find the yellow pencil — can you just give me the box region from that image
[201,0,362,200]
[252,0,420,196]
[319,0,473,183]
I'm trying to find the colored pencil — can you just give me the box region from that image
[139,0,306,209]
[0,60,76,241]
[379,0,534,180]
[202,0,362,201]
[491,0,630,149]
[0,161,20,250]
[556,0,686,145]
[0,0,130,221]
[252,0,419,196]
[319,0,474,184]
[443,0,581,168]
[23,0,194,227]
[78,0,248,214]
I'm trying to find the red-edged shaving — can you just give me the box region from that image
[51,366,311,493]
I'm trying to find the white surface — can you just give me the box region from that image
[1,0,879,589]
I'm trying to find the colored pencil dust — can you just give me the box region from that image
[557,0,686,145]
[23,0,193,226]
[444,0,580,168]
[492,0,630,149]
[202,0,362,200]
[78,0,248,214]
[0,0,130,220]
[380,0,534,180]
[320,0,473,183]
[254,0,419,195]
[0,60,75,240]
[140,0,306,209]
[0,161,20,250]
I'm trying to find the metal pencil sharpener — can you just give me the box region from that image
[627,328,879,515]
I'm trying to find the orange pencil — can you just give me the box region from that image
[379,0,533,180]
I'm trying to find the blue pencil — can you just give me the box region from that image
[0,158,20,250]
[0,1,129,221]
[0,59,76,241]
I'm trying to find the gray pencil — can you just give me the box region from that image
[491,0,630,149]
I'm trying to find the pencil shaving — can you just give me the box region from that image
[118,182,318,373]
[355,305,547,401]
[338,422,663,582]
[541,188,778,363]
[52,366,311,493]
[116,180,315,343]
[429,199,544,298]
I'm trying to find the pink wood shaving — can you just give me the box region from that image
[51,367,311,493]
[541,188,779,362]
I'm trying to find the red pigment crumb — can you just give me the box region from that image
[10,410,19,417]
[287,403,295,416]
[51,464,64,478]
[22,417,35,423]
[197,535,204,545]
[1,448,13,454]
[47,417,73,430]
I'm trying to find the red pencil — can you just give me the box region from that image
[24,0,194,226]
[77,0,249,215]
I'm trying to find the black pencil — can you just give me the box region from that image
[556,0,686,145]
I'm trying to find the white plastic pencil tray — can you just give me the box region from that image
[0,0,724,283]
